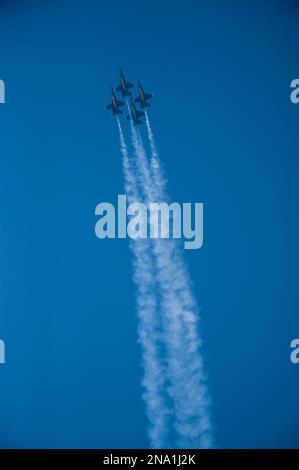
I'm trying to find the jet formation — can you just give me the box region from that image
[105,70,153,125]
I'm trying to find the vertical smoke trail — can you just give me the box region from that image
[154,238,213,448]
[131,118,213,448]
[144,111,167,202]
[117,119,169,448]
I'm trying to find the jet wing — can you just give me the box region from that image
[144,92,153,100]
[127,114,143,125]
[126,81,134,89]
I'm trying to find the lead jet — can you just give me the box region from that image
[127,96,145,125]
[134,80,153,108]
[116,69,135,97]
[106,87,125,115]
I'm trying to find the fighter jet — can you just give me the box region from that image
[134,80,153,108]
[127,97,145,125]
[105,87,125,115]
[116,69,135,97]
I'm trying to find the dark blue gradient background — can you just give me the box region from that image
[0,0,298,448]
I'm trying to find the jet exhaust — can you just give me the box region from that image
[117,119,170,448]
[127,115,213,448]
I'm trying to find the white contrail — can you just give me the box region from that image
[144,111,167,202]
[130,117,213,448]
[117,119,170,448]
[145,113,213,446]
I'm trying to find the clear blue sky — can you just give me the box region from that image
[0,0,298,448]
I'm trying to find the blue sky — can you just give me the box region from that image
[0,0,298,448]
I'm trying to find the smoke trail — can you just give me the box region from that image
[144,111,167,202]
[130,117,213,448]
[117,119,169,448]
